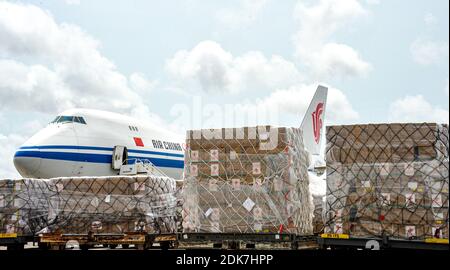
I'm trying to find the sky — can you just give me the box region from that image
[0,0,449,180]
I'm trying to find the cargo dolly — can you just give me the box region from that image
[2,232,449,250]
[318,233,449,250]
[175,233,318,250]
[0,233,36,250]
[37,232,150,250]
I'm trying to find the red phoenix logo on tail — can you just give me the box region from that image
[312,102,324,144]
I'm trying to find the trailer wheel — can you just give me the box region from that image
[80,244,90,251]
[38,242,49,250]
[7,244,24,251]
[160,241,170,250]
[122,244,129,249]
[109,244,117,249]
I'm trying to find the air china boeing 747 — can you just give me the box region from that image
[13,86,328,179]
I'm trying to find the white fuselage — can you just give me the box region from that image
[13,109,185,179]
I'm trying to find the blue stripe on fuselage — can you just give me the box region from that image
[19,145,184,158]
[14,151,184,169]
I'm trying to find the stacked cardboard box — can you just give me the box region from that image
[0,175,178,235]
[325,123,449,240]
[182,126,313,234]
[312,195,325,234]
[0,179,53,235]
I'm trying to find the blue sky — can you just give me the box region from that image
[0,0,449,177]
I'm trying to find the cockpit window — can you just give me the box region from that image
[58,116,74,123]
[75,116,87,124]
[50,116,87,125]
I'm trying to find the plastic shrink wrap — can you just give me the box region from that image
[0,175,178,235]
[325,123,449,240]
[181,126,314,234]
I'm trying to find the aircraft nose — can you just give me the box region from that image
[13,148,41,178]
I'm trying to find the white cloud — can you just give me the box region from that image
[166,40,304,93]
[238,83,359,124]
[65,0,81,5]
[365,0,380,5]
[410,38,449,66]
[292,0,372,79]
[0,2,172,178]
[216,0,268,27]
[389,95,449,123]
[445,78,449,97]
[0,133,26,179]
[0,2,156,116]
[424,12,437,25]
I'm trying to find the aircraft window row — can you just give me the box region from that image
[50,116,87,125]
[129,125,139,132]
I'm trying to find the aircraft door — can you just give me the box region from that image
[112,145,128,170]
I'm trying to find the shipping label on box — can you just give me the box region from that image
[190,150,199,162]
[230,151,237,160]
[204,208,213,218]
[253,178,263,191]
[253,207,263,220]
[211,208,220,221]
[210,149,219,161]
[405,225,416,238]
[190,165,198,177]
[252,162,261,175]
[211,164,219,176]
[231,178,241,191]
[243,197,255,212]
[209,179,218,191]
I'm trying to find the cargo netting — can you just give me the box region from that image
[181,126,314,234]
[0,175,179,235]
[324,123,449,240]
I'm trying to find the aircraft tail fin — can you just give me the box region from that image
[300,85,328,155]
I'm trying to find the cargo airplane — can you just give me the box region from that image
[13,86,328,179]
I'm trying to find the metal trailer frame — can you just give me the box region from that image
[317,234,449,250]
[176,233,318,250]
[0,234,35,250]
[38,232,150,250]
[1,232,448,250]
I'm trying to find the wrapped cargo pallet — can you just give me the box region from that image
[325,123,449,240]
[181,126,313,234]
[312,195,325,234]
[0,175,178,235]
